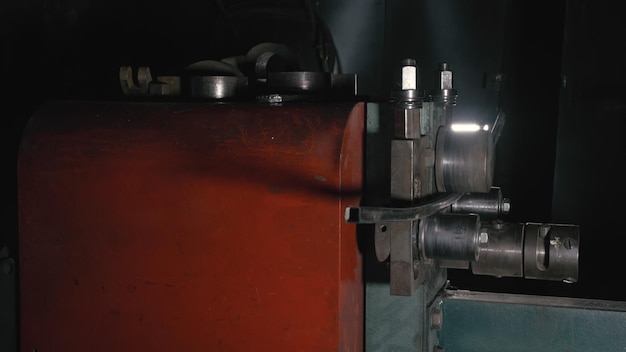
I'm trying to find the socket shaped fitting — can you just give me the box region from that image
[401,59,418,91]
[439,63,453,90]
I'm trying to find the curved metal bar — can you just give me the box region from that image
[344,192,465,224]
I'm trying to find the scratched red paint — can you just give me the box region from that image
[18,101,364,352]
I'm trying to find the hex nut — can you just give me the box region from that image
[431,308,443,329]
[502,198,511,213]
[439,69,453,90]
[402,65,417,90]
[479,232,489,246]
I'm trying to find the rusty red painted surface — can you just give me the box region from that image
[18,100,364,351]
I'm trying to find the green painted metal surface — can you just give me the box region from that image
[439,290,626,352]
[366,271,447,352]
[366,282,427,352]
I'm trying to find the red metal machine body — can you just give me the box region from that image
[17,100,364,351]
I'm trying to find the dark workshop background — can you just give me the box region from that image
[2,0,626,348]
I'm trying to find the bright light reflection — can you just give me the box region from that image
[450,123,480,132]
[483,124,490,131]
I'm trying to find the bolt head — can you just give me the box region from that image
[479,232,489,245]
[502,198,511,213]
[430,308,443,329]
[439,69,453,90]
[402,65,417,90]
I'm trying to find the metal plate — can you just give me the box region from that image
[439,290,626,352]
[18,101,365,352]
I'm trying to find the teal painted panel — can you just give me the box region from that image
[366,282,426,352]
[440,291,626,352]
[365,270,447,352]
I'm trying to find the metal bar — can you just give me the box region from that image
[443,289,626,312]
[344,192,464,224]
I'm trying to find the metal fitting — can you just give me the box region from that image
[419,213,481,262]
[430,307,443,330]
[451,187,508,220]
[401,59,418,91]
[429,62,458,106]
[438,63,453,90]
[435,126,494,193]
[479,231,489,247]
[502,198,511,214]
[471,222,580,282]
[391,59,423,107]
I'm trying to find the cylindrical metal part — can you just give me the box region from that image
[189,76,248,99]
[429,89,458,106]
[471,222,524,278]
[255,52,286,80]
[267,71,331,93]
[391,59,423,108]
[470,221,579,282]
[435,126,494,193]
[419,213,480,261]
[429,62,458,106]
[438,259,470,269]
[523,223,580,283]
[451,187,509,219]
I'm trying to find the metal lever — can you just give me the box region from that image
[344,192,464,224]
